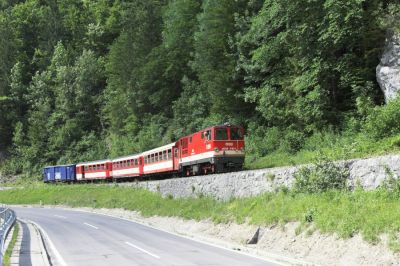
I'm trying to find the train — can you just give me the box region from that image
[43,124,245,182]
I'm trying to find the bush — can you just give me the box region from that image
[245,123,282,158]
[294,157,349,193]
[364,97,400,140]
[281,130,305,154]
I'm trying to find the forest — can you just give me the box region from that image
[0,0,399,177]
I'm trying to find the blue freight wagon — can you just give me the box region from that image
[43,165,76,182]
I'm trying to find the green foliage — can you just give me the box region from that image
[3,222,19,266]
[364,97,400,140]
[294,157,349,193]
[0,0,398,176]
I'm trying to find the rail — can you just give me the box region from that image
[0,206,16,265]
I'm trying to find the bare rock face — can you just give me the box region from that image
[377,31,400,102]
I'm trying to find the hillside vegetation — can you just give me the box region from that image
[0,1,399,177]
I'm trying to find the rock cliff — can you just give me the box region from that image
[377,31,400,102]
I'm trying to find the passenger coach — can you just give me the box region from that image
[76,160,112,181]
[112,154,142,179]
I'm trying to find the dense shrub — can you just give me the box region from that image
[245,123,282,158]
[281,130,306,154]
[294,157,349,193]
[364,97,400,140]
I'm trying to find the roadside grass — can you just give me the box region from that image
[1,184,400,247]
[3,222,19,266]
[245,133,400,170]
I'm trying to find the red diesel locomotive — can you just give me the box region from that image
[48,124,245,182]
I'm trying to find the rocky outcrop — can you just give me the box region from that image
[118,154,400,200]
[377,31,400,102]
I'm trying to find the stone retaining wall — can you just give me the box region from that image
[122,154,400,200]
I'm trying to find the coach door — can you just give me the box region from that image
[173,147,180,170]
[81,165,85,179]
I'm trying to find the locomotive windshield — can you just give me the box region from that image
[230,128,243,140]
[214,127,244,140]
[215,128,228,140]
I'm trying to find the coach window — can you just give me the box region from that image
[162,151,166,160]
[168,149,172,159]
[85,166,88,171]
[174,149,178,158]
[215,128,228,140]
[159,152,163,161]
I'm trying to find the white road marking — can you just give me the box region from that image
[54,215,67,219]
[83,222,99,229]
[125,241,160,259]
[26,219,68,266]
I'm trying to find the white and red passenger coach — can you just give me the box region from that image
[76,160,112,181]
[112,154,142,179]
[142,143,176,175]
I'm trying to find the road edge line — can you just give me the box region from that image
[25,219,68,266]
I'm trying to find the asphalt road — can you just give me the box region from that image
[14,207,282,266]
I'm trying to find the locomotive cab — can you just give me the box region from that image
[208,125,245,173]
[178,124,245,176]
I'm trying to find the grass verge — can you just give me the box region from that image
[1,184,400,247]
[3,222,19,266]
[245,133,400,170]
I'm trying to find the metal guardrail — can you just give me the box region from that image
[0,206,16,265]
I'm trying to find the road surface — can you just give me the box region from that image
[14,207,282,266]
